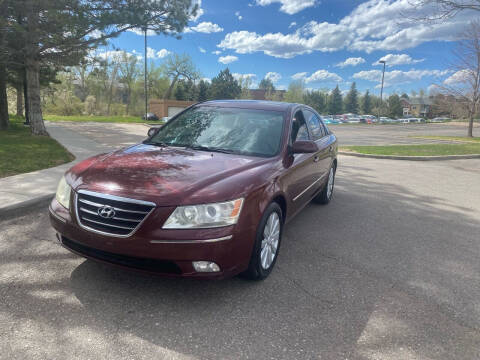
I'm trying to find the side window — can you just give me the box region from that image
[303,109,324,140]
[318,117,330,136]
[291,110,309,143]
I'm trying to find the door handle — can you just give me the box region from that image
[313,156,320,162]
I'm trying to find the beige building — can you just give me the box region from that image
[149,99,196,118]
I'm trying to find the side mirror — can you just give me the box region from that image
[291,140,318,154]
[147,127,159,137]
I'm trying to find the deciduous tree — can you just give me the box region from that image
[4,0,197,135]
[436,21,480,136]
[162,53,200,100]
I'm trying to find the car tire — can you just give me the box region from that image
[242,202,283,280]
[313,163,336,205]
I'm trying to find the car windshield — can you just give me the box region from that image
[146,106,285,157]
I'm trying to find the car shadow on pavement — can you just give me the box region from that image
[2,162,480,359]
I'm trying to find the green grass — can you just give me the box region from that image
[0,116,75,178]
[409,135,480,143]
[341,144,480,156]
[44,114,161,124]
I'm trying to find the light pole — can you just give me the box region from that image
[378,60,386,122]
[144,27,148,120]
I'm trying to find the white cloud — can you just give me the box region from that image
[146,47,156,59]
[96,50,141,61]
[212,50,222,55]
[235,11,243,20]
[88,30,104,39]
[289,22,297,29]
[156,49,171,58]
[335,57,365,68]
[353,69,451,87]
[189,21,223,33]
[217,22,352,58]
[218,0,477,58]
[291,72,307,80]
[127,28,156,36]
[144,47,171,59]
[199,47,206,53]
[233,73,257,81]
[255,0,317,14]
[218,55,238,64]
[443,70,470,85]
[305,70,342,83]
[373,53,424,67]
[265,72,282,83]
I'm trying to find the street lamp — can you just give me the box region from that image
[378,60,386,122]
[144,27,148,121]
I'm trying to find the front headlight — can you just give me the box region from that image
[56,176,71,209]
[163,198,244,229]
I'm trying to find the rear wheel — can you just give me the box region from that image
[242,202,283,280]
[313,163,336,205]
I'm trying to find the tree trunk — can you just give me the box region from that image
[164,74,179,100]
[468,111,474,137]
[0,64,8,130]
[26,58,48,136]
[16,83,23,116]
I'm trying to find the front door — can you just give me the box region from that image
[282,109,319,215]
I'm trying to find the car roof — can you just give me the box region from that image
[198,100,296,112]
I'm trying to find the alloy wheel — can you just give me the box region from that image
[260,212,280,270]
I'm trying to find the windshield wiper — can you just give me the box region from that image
[186,144,235,154]
[144,141,170,147]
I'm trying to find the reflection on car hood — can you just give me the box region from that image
[69,144,268,206]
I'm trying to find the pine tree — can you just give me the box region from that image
[328,85,343,115]
[362,90,372,114]
[344,82,359,114]
[174,80,187,101]
[259,78,275,92]
[197,80,210,101]
[210,68,241,99]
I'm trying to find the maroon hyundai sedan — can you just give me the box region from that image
[49,100,337,280]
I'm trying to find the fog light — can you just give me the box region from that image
[192,261,220,273]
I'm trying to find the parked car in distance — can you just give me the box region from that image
[142,112,159,121]
[379,117,394,123]
[323,117,341,125]
[50,100,338,280]
[430,117,451,123]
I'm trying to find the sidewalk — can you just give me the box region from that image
[0,122,111,216]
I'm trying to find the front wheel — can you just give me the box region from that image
[313,164,336,205]
[242,202,283,280]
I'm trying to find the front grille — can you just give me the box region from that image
[61,236,182,274]
[75,190,155,237]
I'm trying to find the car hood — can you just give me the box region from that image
[68,144,271,206]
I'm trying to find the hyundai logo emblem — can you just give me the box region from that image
[98,205,116,219]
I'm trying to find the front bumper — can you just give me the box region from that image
[49,198,256,279]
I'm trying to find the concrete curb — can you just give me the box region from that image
[339,151,480,161]
[0,193,54,221]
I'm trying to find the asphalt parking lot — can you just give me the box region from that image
[1,123,480,359]
[330,122,480,146]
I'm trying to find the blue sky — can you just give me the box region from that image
[104,0,477,96]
